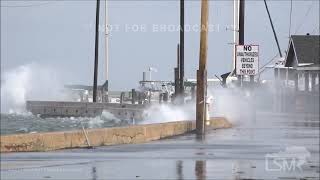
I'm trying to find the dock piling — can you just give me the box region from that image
[120,92,125,104]
[131,89,136,104]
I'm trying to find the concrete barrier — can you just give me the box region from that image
[1,117,231,153]
[26,101,146,119]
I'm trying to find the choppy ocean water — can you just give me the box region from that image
[0,111,132,135]
[0,103,197,136]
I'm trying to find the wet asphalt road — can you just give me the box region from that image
[1,112,319,180]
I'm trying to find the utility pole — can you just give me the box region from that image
[196,0,209,135]
[179,0,185,101]
[93,0,100,103]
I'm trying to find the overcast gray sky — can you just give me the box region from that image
[1,0,319,90]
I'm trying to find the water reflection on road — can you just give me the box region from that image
[1,112,319,180]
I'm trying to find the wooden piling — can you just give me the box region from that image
[163,92,169,103]
[159,93,163,104]
[131,89,136,104]
[174,67,180,99]
[120,92,125,104]
[175,44,180,98]
[138,92,143,104]
[191,85,196,101]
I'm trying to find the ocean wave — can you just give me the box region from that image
[0,110,129,135]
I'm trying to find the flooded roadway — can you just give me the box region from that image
[1,112,319,180]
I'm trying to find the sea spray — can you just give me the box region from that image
[140,87,255,125]
[207,82,276,126]
[1,63,71,113]
[207,88,251,125]
[141,103,196,124]
[1,65,30,113]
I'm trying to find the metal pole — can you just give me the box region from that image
[103,0,109,102]
[196,0,209,135]
[311,73,316,92]
[263,0,282,58]
[177,44,180,77]
[180,0,185,99]
[233,0,239,71]
[93,0,100,103]
[305,72,309,92]
[294,72,298,92]
[237,0,245,86]
[239,0,244,46]
[250,75,254,84]
[104,0,109,82]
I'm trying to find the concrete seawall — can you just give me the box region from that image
[1,117,231,153]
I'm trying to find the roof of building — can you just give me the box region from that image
[285,35,320,67]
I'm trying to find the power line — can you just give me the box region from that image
[294,1,315,34]
[0,2,53,8]
[263,0,282,58]
[311,26,319,34]
[259,53,279,72]
[257,53,279,80]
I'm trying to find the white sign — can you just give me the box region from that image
[236,45,259,75]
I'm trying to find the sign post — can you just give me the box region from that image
[236,45,259,76]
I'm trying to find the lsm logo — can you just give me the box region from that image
[265,146,311,172]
